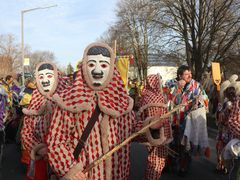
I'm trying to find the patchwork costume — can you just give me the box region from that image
[164,78,209,175]
[138,74,172,180]
[21,62,69,180]
[47,43,135,180]
[228,97,240,139]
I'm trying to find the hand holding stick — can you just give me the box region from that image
[83,100,192,173]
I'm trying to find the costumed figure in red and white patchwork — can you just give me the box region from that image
[227,82,240,139]
[47,42,135,180]
[220,79,240,178]
[138,74,172,180]
[215,80,232,173]
[21,62,70,180]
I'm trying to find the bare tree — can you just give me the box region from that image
[154,0,240,80]
[0,34,58,81]
[100,0,166,81]
[66,63,74,75]
[100,0,186,81]
[26,50,56,76]
[0,34,22,75]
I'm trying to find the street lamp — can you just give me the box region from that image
[21,4,57,85]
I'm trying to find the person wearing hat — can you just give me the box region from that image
[17,77,36,167]
[228,86,240,139]
[215,80,232,173]
[223,80,240,179]
[222,138,240,179]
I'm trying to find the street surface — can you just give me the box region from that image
[0,134,230,180]
[130,139,228,180]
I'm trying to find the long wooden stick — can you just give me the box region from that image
[83,101,191,173]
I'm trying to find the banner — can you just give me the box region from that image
[211,62,221,91]
[116,56,129,88]
[23,58,30,66]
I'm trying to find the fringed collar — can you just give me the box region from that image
[53,66,133,118]
[23,76,70,116]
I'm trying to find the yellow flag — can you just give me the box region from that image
[116,56,129,88]
[212,62,221,91]
[23,58,30,66]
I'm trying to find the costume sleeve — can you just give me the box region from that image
[199,88,209,109]
[47,106,76,177]
[21,115,41,153]
[130,110,147,142]
[228,101,240,138]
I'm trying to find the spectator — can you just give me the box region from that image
[164,65,209,176]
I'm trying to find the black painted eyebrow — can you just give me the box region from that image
[99,60,110,65]
[87,60,96,63]
[46,72,54,75]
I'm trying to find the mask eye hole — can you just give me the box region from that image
[101,64,108,68]
[88,63,95,68]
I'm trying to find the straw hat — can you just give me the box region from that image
[229,81,240,96]
[229,74,238,83]
[220,80,231,102]
[222,138,240,159]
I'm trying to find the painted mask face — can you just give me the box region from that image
[38,69,55,92]
[86,54,110,86]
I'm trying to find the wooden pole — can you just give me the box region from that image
[83,101,191,173]
[114,39,117,57]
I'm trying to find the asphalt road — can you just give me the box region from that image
[0,143,25,180]
[130,140,229,180]
[0,136,231,180]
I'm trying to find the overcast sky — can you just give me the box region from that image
[0,0,118,68]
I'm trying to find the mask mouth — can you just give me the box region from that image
[92,74,103,79]
[42,81,50,88]
[93,82,101,86]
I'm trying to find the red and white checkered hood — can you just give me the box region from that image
[53,66,133,117]
[21,72,70,153]
[138,74,172,146]
[140,74,166,112]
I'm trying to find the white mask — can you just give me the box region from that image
[38,69,55,92]
[86,54,110,86]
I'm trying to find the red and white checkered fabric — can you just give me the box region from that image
[228,98,240,138]
[139,74,170,179]
[141,74,163,103]
[47,67,135,179]
[21,75,70,153]
[140,74,171,140]
[145,146,168,180]
[56,67,131,114]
